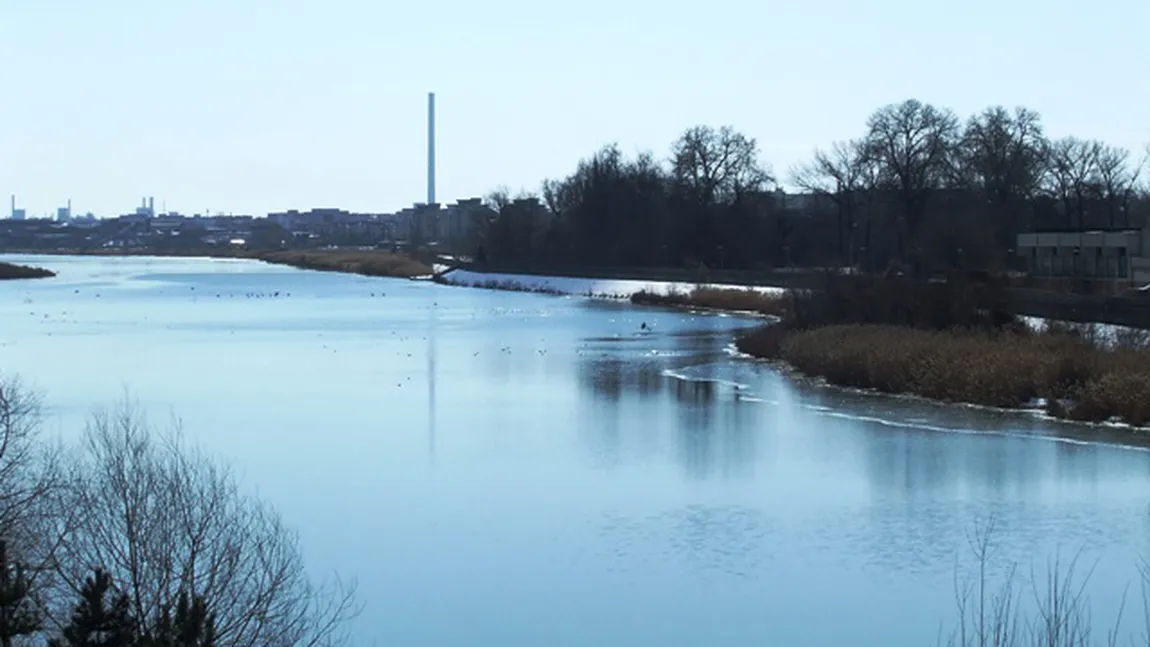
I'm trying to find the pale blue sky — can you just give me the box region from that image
[1,0,1146,218]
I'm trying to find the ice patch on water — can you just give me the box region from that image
[661,368,751,392]
[810,408,1150,451]
[438,269,786,300]
[723,342,757,360]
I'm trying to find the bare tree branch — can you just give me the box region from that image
[53,398,361,647]
[671,125,773,206]
[863,99,961,269]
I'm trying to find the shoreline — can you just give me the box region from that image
[735,323,1150,429]
[439,264,1150,434]
[2,248,433,280]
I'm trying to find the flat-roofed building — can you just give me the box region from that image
[1017,228,1150,285]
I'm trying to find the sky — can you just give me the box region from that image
[0,0,1146,218]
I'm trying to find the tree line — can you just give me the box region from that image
[0,378,359,647]
[478,100,1150,275]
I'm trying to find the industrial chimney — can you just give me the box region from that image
[427,92,436,206]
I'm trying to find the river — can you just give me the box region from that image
[2,254,1149,646]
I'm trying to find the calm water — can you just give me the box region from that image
[3,254,1150,646]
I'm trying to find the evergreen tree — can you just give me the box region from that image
[136,591,215,647]
[53,569,136,647]
[0,540,42,647]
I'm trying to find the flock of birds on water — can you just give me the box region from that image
[9,281,667,356]
[3,277,753,400]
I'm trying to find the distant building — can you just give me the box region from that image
[149,215,184,234]
[133,197,155,218]
[437,198,497,246]
[1017,227,1150,286]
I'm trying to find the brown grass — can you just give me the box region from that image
[737,323,1150,427]
[0,261,55,279]
[433,274,633,298]
[631,287,788,316]
[254,250,432,278]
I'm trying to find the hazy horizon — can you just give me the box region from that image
[2,0,1146,218]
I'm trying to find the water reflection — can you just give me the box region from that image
[574,328,762,480]
[778,378,1150,505]
[427,300,437,464]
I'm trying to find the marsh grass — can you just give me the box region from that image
[734,275,1150,427]
[255,250,432,278]
[737,323,1150,426]
[631,287,788,316]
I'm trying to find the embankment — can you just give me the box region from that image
[0,261,55,279]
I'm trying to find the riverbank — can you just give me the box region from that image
[0,261,55,279]
[737,323,1150,427]
[5,248,434,279]
[451,263,1150,329]
[450,262,816,290]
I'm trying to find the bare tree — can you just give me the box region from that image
[670,125,773,206]
[1091,143,1142,228]
[863,99,961,269]
[958,106,1048,203]
[540,178,566,216]
[484,186,513,213]
[0,378,48,537]
[1044,137,1099,231]
[0,376,72,629]
[790,139,870,265]
[53,401,359,647]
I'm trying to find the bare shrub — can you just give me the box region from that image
[784,273,1014,332]
[944,518,1023,647]
[1112,327,1150,351]
[0,376,71,620]
[941,520,1133,647]
[53,400,359,646]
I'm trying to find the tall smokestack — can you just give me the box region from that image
[427,92,436,206]
[9,195,13,218]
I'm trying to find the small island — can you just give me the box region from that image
[0,261,55,280]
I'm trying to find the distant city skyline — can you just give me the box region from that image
[1,0,1146,219]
